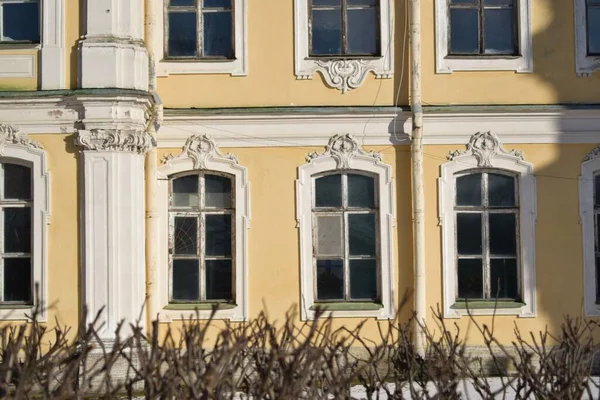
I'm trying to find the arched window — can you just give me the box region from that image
[440,132,536,317]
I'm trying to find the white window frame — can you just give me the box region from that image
[293,0,393,93]
[296,134,395,320]
[0,125,50,321]
[153,0,247,77]
[434,0,533,73]
[157,134,249,321]
[579,146,600,315]
[0,0,64,88]
[439,132,536,318]
[575,0,600,76]
[0,0,40,43]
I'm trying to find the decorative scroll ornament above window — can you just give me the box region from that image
[583,145,600,162]
[76,129,154,154]
[161,134,239,170]
[447,131,524,168]
[0,124,43,155]
[306,134,382,169]
[305,59,392,94]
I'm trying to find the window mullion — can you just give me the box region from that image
[197,0,203,57]
[341,0,348,55]
[344,210,350,301]
[479,0,485,54]
[0,198,3,303]
[199,173,205,301]
[482,173,490,299]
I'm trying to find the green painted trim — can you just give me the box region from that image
[164,106,410,115]
[423,103,600,113]
[452,301,525,310]
[164,302,237,310]
[0,88,152,99]
[310,302,383,311]
[0,303,32,309]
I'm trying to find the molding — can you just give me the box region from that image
[0,55,35,78]
[75,129,154,154]
[157,135,250,321]
[439,132,537,318]
[296,134,395,320]
[0,124,50,321]
[579,145,600,315]
[40,0,65,89]
[434,0,532,73]
[293,0,393,92]
[574,0,600,76]
[153,0,248,76]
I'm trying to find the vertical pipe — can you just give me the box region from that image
[409,0,426,355]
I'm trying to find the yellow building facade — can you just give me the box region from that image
[0,0,599,346]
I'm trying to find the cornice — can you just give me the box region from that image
[76,129,154,154]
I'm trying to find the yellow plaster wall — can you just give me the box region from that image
[421,0,600,105]
[0,49,38,91]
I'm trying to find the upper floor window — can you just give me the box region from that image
[448,0,517,56]
[586,0,600,55]
[0,0,39,43]
[594,174,600,302]
[1,162,32,305]
[309,0,380,57]
[165,0,233,59]
[169,171,234,303]
[313,172,379,302]
[454,171,520,301]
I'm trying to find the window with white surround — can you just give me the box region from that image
[575,0,600,75]
[0,125,49,321]
[579,146,600,315]
[296,134,395,320]
[434,0,532,73]
[154,0,247,76]
[294,0,393,93]
[439,132,536,317]
[157,134,249,321]
[0,0,39,43]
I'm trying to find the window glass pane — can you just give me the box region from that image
[484,9,515,54]
[315,174,342,207]
[589,8,600,54]
[490,258,518,299]
[349,213,376,256]
[488,173,515,207]
[172,175,199,207]
[316,215,343,256]
[450,8,479,54]
[173,217,198,255]
[311,9,342,55]
[348,174,375,208]
[3,164,31,200]
[168,12,197,57]
[205,174,231,208]
[172,259,199,300]
[456,213,482,255]
[451,0,477,3]
[4,258,31,302]
[350,259,377,300]
[596,256,600,303]
[457,258,483,299]
[596,214,600,252]
[203,11,233,57]
[206,260,233,300]
[456,173,482,206]
[347,9,378,55]
[484,0,513,5]
[2,3,39,42]
[205,214,232,256]
[316,259,344,300]
[312,0,341,6]
[489,213,517,256]
[595,175,600,206]
[171,0,194,5]
[4,208,31,253]
[348,0,377,5]
[204,0,231,7]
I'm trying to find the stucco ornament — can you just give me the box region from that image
[313,59,378,94]
[166,134,239,170]
[76,129,154,154]
[0,124,43,155]
[447,131,523,167]
[306,133,382,169]
[583,145,600,162]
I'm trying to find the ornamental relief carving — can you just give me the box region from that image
[76,129,154,154]
[298,59,392,94]
[161,134,239,170]
[306,133,382,168]
[0,124,43,155]
[447,131,523,168]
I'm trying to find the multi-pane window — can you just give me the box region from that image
[312,172,379,302]
[165,0,233,59]
[594,174,600,303]
[0,162,32,305]
[309,0,380,57]
[0,0,39,43]
[454,171,520,301]
[169,172,234,303]
[448,0,517,56]
[587,0,600,55]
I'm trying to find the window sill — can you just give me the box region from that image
[310,302,383,311]
[306,55,383,61]
[444,55,521,60]
[0,303,34,309]
[164,302,237,311]
[452,301,525,310]
[162,56,237,63]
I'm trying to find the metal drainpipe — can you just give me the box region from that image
[145,0,160,333]
[410,0,426,356]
